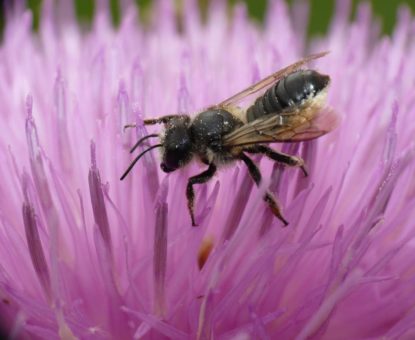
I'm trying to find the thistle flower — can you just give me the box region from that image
[1,0,415,338]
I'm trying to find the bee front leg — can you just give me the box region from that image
[245,145,307,177]
[123,115,191,130]
[186,163,217,226]
[239,153,288,226]
[144,115,190,125]
[123,123,138,131]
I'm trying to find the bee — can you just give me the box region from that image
[121,52,339,226]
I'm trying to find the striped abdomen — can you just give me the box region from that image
[246,70,330,122]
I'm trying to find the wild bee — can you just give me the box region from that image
[121,52,339,226]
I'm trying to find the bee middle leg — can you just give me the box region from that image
[245,145,308,177]
[239,153,288,226]
[186,163,217,226]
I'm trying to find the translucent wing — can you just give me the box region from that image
[222,102,340,147]
[217,51,329,110]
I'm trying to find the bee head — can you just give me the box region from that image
[160,117,193,173]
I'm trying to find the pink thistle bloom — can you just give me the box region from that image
[1,0,415,338]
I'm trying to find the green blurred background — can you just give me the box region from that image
[5,0,415,37]
[240,0,415,35]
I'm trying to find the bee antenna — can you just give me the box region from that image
[120,144,163,180]
[130,133,159,154]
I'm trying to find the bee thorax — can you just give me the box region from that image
[190,108,243,158]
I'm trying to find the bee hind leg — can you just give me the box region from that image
[186,163,217,226]
[239,153,288,226]
[245,145,307,177]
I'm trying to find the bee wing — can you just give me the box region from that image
[217,51,329,109]
[222,105,340,147]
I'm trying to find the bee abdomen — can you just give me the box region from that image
[246,70,330,122]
